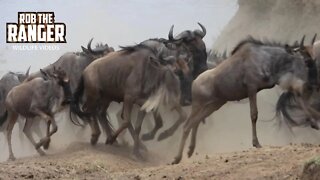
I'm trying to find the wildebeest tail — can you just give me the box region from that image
[69,75,90,126]
[275,91,299,126]
[0,110,8,127]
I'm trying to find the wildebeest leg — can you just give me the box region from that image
[23,118,45,156]
[158,105,187,141]
[172,101,225,164]
[18,118,25,142]
[32,117,43,138]
[249,93,261,148]
[187,123,200,158]
[141,110,163,141]
[133,110,148,152]
[89,116,101,145]
[45,115,58,149]
[108,100,133,143]
[6,111,18,161]
[97,103,116,145]
[33,118,44,139]
[116,108,128,145]
[33,109,57,150]
[110,98,143,158]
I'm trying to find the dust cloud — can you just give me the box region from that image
[0,0,237,161]
[1,0,320,163]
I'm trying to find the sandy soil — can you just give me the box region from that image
[0,142,318,180]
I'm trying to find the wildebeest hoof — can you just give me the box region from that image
[139,142,148,153]
[35,142,42,149]
[253,141,262,148]
[141,133,154,141]
[187,146,195,158]
[105,136,116,145]
[43,138,51,150]
[107,139,119,146]
[38,149,46,156]
[8,155,16,161]
[132,150,145,161]
[171,157,181,165]
[157,131,170,141]
[90,135,99,145]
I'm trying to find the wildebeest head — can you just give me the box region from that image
[40,66,72,104]
[168,23,207,79]
[164,45,193,106]
[140,39,193,105]
[81,38,114,58]
[15,66,30,82]
[289,34,319,90]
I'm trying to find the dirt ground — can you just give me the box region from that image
[0,141,319,180]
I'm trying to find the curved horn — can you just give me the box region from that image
[197,22,206,38]
[300,35,306,48]
[25,66,31,76]
[311,33,317,45]
[87,38,109,55]
[87,38,95,54]
[168,25,174,40]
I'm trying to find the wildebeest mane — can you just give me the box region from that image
[119,44,157,55]
[141,58,179,98]
[231,36,287,55]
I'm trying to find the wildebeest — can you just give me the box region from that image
[276,35,320,129]
[71,39,192,158]
[169,22,208,79]
[0,68,45,140]
[167,23,208,106]
[171,36,318,164]
[3,67,71,160]
[24,39,114,138]
[133,24,209,142]
[0,69,30,129]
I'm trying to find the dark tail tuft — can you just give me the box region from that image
[275,92,299,126]
[0,110,8,127]
[69,76,90,126]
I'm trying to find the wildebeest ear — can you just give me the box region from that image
[108,47,115,52]
[284,44,293,54]
[293,40,299,47]
[81,46,90,54]
[40,69,49,80]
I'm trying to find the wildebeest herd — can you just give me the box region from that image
[0,23,319,165]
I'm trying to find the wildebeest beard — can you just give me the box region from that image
[141,56,180,100]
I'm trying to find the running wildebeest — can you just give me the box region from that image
[171,36,318,164]
[0,69,30,129]
[25,39,114,137]
[168,23,208,79]
[136,23,209,142]
[0,68,45,140]
[71,40,192,158]
[276,35,320,129]
[3,67,71,160]
[0,69,45,139]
